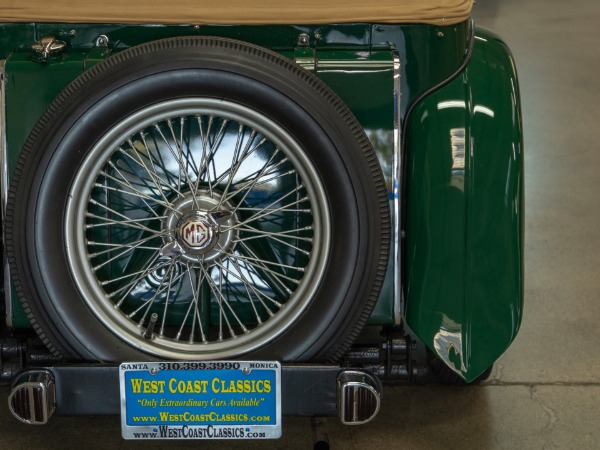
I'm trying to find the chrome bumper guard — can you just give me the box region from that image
[338,370,381,425]
[8,370,56,425]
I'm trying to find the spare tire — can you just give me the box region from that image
[6,37,390,362]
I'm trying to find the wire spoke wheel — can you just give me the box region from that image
[67,99,329,358]
[6,37,390,363]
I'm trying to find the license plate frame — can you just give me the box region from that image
[119,361,281,440]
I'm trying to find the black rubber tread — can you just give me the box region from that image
[5,36,390,363]
[322,127,391,363]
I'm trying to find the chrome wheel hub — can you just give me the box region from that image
[162,193,237,265]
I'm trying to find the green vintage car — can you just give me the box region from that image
[0,0,522,440]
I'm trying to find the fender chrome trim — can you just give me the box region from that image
[0,60,13,328]
[392,47,403,323]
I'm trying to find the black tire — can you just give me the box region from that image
[6,37,390,363]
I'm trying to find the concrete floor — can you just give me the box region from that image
[2,0,600,448]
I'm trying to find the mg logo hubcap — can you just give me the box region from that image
[177,214,217,253]
[181,219,212,249]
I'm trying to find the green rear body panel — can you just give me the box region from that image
[4,49,109,327]
[404,28,524,381]
[1,24,399,328]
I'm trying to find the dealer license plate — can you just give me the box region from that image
[119,361,281,440]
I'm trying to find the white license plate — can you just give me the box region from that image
[119,361,281,440]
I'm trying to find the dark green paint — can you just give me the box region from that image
[1,21,523,378]
[5,50,108,327]
[5,52,89,327]
[404,28,523,381]
[0,24,36,58]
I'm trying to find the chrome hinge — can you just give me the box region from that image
[294,33,316,72]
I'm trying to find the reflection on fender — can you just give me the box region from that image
[433,315,467,375]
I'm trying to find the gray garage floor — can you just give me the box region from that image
[2,0,599,448]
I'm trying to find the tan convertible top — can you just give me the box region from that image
[0,0,473,26]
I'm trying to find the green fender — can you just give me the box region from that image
[404,27,524,382]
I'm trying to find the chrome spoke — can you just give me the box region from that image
[186,265,207,343]
[154,124,200,209]
[88,200,157,234]
[196,116,229,198]
[234,233,311,255]
[235,224,313,242]
[119,140,179,203]
[110,253,163,302]
[88,236,164,258]
[100,259,172,287]
[223,196,310,231]
[215,259,279,314]
[200,265,237,340]
[218,243,299,293]
[217,127,258,209]
[92,233,165,271]
[98,166,177,214]
[131,257,178,325]
[166,119,184,193]
[211,134,266,189]
[228,149,280,213]
[223,247,305,273]
[221,156,289,206]
[173,265,205,343]
[135,134,185,201]
[159,261,177,337]
[86,214,167,230]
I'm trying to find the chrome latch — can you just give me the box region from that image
[31,36,66,61]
